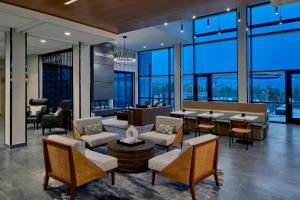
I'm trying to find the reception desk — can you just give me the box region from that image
[128,106,172,126]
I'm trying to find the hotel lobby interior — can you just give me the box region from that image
[0,0,300,199]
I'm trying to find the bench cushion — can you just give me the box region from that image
[81,132,118,147]
[139,131,176,146]
[148,149,181,172]
[85,149,117,171]
[47,135,86,154]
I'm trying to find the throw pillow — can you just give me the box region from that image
[84,122,102,135]
[54,108,62,116]
[157,124,174,135]
[30,105,43,116]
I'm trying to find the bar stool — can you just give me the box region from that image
[196,116,215,137]
[229,120,252,150]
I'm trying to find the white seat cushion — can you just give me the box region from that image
[181,134,217,154]
[47,135,86,154]
[81,132,118,147]
[85,149,117,171]
[139,131,176,146]
[148,149,181,172]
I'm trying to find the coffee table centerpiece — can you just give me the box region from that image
[108,126,155,173]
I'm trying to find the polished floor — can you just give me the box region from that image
[0,117,299,200]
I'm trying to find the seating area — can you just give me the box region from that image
[1,1,300,200]
[43,120,221,200]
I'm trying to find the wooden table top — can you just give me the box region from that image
[107,140,155,152]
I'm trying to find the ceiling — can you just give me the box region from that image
[0,0,268,58]
[113,20,193,51]
[0,2,116,58]
[0,0,266,34]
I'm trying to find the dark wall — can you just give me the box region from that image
[91,43,114,100]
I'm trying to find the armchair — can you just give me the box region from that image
[41,100,69,135]
[27,98,48,129]
[148,134,220,200]
[139,116,183,151]
[73,117,119,149]
[43,135,117,200]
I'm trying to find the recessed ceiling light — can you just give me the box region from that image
[64,0,78,5]
[40,39,46,43]
[192,16,196,19]
[164,22,168,26]
[143,46,147,49]
[65,32,71,36]
[160,43,164,46]
[114,41,118,44]
[226,8,230,12]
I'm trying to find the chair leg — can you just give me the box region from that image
[42,128,45,135]
[43,175,49,191]
[214,171,220,186]
[70,186,76,200]
[229,132,231,147]
[190,185,196,200]
[111,171,115,185]
[246,134,249,150]
[166,146,169,152]
[152,171,156,185]
[65,127,67,135]
[37,123,39,130]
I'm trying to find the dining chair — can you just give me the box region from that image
[196,116,215,137]
[229,119,253,150]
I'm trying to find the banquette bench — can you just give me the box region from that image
[182,101,269,140]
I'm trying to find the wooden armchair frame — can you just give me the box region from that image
[151,137,220,200]
[43,139,115,200]
[151,125,184,152]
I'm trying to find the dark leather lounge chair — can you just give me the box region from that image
[41,100,70,135]
[27,98,49,129]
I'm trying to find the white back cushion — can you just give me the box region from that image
[74,117,103,135]
[155,116,183,133]
[47,135,86,154]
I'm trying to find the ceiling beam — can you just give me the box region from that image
[16,21,44,32]
[28,33,76,44]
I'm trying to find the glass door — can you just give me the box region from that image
[195,76,209,101]
[287,73,300,123]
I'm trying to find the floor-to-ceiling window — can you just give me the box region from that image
[114,71,134,108]
[182,10,238,102]
[42,49,73,112]
[138,48,174,106]
[249,2,300,123]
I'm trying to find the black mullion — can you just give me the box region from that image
[207,75,212,101]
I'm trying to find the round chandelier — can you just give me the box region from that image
[114,35,136,64]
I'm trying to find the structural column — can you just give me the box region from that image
[5,29,27,148]
[73,43,91,119]
[237,4,248,103]
[174,44,181,111]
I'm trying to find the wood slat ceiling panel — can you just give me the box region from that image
[0,0,265,33]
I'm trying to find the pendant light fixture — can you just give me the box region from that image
[237,9,241,23]
[114,36,136,64]
[180,23,184,33]
[275,7,279,15]
[207,18,210,28]
[218,16,221,35]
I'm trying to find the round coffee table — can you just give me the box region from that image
[107,140,155,173]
